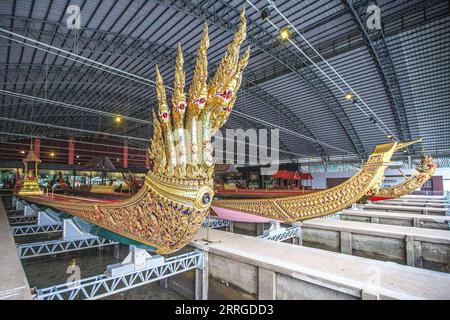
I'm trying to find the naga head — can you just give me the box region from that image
[419,153,437,173]
[143,7,249,253]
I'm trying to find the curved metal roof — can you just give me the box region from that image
[0,0,448,164]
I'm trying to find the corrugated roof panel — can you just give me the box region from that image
[0,0,447,159]
[387,16,450,153]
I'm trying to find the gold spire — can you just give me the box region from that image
[238,45,251,70]
[172,44,186,128]
[155,65,169,122]
[155,65,176,173]
[209,9,246,97]
[233,5,247,48]
[187,23,209,116]
[211,45,251,134]
[149,110,167,176]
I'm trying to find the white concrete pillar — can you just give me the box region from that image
[23,205,38,217]
[406,235,414,266]
[293,236,302,246]
[340,231,352,255]
[406,236,422,267]
[16,201,24,211]
[361,289,381,300]
[292,222,302,245]
[97,246,104,257]
[256,223,264,236]
[370,217,380,224]
[114,243,120,259]
[258,268,276,300]
[226,221,234,233]
[195,252,209,300]
[414,240,422,268]
[159,278,169,289]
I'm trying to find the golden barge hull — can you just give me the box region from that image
[212,141,417,222]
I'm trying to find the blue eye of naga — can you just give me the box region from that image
[202,193,211,205]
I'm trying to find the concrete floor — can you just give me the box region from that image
[0,199,32,300]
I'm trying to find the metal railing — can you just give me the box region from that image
[12,223,63,236]
[34,251,204,300]
[202,217,230,229]
[17,236,117,259]
[258,226,300,242]
[8,215,37,225]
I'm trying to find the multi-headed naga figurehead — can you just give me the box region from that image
[150,7,249,180]
[144,7,249,252]
[419,153,437,173]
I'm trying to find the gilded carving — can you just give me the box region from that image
[212,141,422,222]
[375,153,437,198]
[19,7,249,255]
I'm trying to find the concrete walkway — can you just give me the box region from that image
[400,195,446,202]
[0,198,32,300]
[303,219,450,244]
[340,209,450,230]
[362,203,448,215]
[377,200,449,208]
[191,228,450,299]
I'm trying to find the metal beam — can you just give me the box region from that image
[0,16,330,157]
[258,225,301,242]
[248,0,449,85]
[12,223,63,236]
[233,114,299,160]
[0,15,194,69]
[202,217,230,229]
[155,0,366,157]
[8,215,37,225]
[0,63,151,111]
[17,236,118,259]
[0,116,150,143]
[5,209,23,217]
[0,89,151,125]
[344,0,412,146]
[240,81,328,158]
